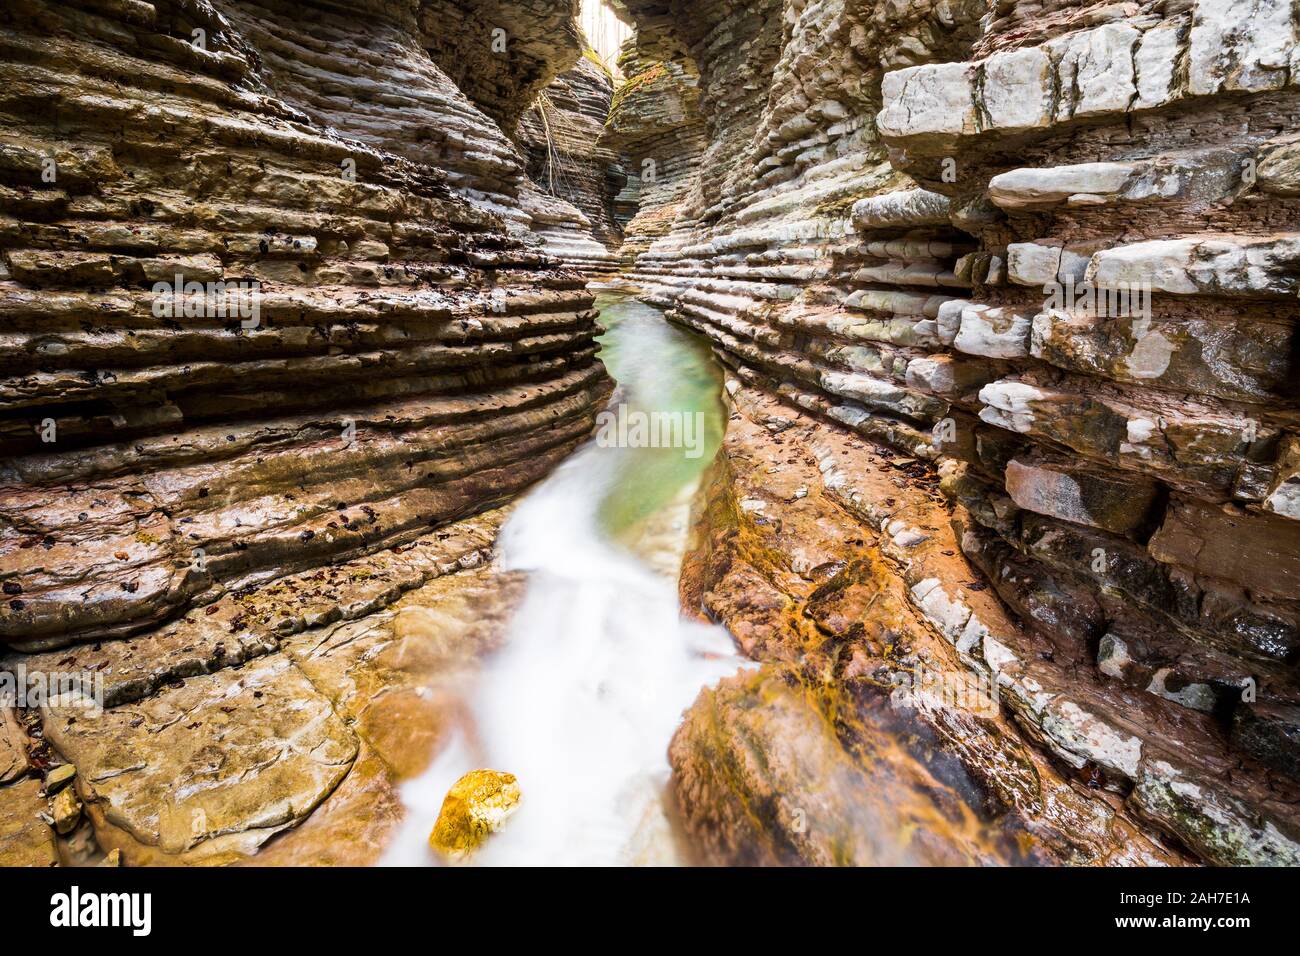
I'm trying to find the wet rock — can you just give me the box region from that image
[1040,699,1143,780]
[674,385,1182,865]
[282,560,525,780]
[1264,435,1300,521]
[670,667,1006,866]
[1004,458,1158,533]
[1231,703,1300,783]
[4,0,1297,871]
[51,786,81,835]
[429,770,522,861]
[1150,499,1300,602]
[1097,633,1224,713]
[244,745,403,867]
[42,654,357,860]
[612,0,1300,866]
[43,765,75,794]
[1130,759,1300,866]
[0,708,30,785]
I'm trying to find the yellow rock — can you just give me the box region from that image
[429,770,521,860]
[51,787,81,835]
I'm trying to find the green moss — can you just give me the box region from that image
[607,62,667,120]
[581,45,613,82]
[812,170,911,220]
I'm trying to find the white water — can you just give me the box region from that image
[382,296,745,866]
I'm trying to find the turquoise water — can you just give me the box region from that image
[591,292,725,544]
[384,290,744,865]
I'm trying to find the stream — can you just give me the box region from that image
[382,292,746,865]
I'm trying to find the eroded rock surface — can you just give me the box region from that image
[609,0,1299,865]
[428,768,522,860]
[518,54,627,265]
[3,0,1297,869]
[673,385,1189,865]
[0,0,604,865]
[0,0,611,651]
[5,506,526,865]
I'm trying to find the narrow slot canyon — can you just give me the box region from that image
[0,0,1298,872]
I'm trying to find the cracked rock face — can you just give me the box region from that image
[516,54,626,275]
[610,0,1300,865]
[519,56,626,249]
[45,652,358,858]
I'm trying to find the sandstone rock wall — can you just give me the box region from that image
[518,54,627,249]
[611,0,1300,864]
[0,0,615,864]
[418,0,584,132]
[599,41,707,264]
[0,0,610,647]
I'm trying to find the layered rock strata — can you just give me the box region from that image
[611,0,1300,865]
[598,42,707,264]
[0,0,609,648]
[675,383,1184,865]
[0,0,610,863]
[419,0,585,132]
[518,54,628,259]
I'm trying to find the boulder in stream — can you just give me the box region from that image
[429,770,522,861]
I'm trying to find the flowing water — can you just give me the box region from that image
[382,292,746,865]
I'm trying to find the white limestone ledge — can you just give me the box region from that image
[1088,234,1300,296]
[953,304,1033,358]
[988,147,1248,211]
[851,188,951,229]
[878,1,1299,149]
[998,232,1300,298]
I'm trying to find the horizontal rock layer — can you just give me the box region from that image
[518,54,627,256]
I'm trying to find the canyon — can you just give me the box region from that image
[0,0,1297,867]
